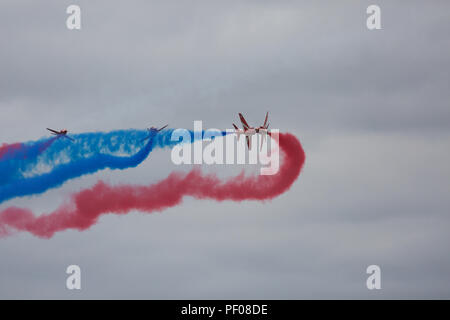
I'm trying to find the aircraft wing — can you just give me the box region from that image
[47,128,59,134]
[63,135,75,142]
[239,113,250,130]
[263,112,269,128]
[141,134,152,142]
[159,124,168,131]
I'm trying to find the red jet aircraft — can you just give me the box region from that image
[232,112,269,150]
[46,128,75,141]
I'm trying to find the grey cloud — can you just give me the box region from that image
[0,0,450,299]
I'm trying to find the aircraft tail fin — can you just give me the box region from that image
[246,136,251,149]
[263,112,269,128]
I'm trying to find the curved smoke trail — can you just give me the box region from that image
[0,134,156,204]
[0,133,305,238]
[0,129,226,204]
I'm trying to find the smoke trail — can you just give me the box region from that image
[0,138,57,186]
[0,138,56,161]
[0,143,22,160]
[0,134,156,204]
[0,129,226,204]
[0,133,305,238]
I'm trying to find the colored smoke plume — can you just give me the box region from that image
[0,133,305,238]
[0,129,225,204]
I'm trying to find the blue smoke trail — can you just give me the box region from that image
[0,128,227,204]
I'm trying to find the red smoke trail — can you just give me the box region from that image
[0,143,22,159]
[0,133,305,238]
[0,138,56,161]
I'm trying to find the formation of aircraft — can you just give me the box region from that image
[233,112,270,150]
[45,112,272,149]
[46,128,75,141]
[141,124,168,142]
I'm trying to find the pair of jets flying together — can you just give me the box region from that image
[46,112,270,150]
[45,125,168,143]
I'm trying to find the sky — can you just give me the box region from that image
[1,0,450,299]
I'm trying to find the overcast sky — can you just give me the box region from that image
[1,0,450,299]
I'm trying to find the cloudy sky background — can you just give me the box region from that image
[1,0,450,298]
